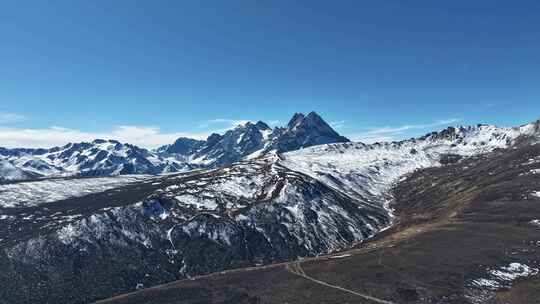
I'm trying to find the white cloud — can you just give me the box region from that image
[198,119,252,129]
[197,118,282,134]
[330,120,346,129]
[351,118,461,143]
[0,115,462,149]
[267,120,281,126]
[0,126,211,149]
[0,116,283,149]
[0,112,26,124]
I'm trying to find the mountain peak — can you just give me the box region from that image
[287,113,306,128]
[285,111,344,135]
[162,137,205,155]
[303,111,331,128]
[306,111,322,119]
[273,112,350,152]
[255,121,271,130]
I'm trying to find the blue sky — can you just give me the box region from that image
[1,1,539,148]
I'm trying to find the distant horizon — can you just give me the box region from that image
[1,1,539,148]
[0,111,538,150]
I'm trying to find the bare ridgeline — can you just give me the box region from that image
[1,113,540,304]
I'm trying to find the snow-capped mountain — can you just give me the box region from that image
[0,112,350,181]
[271,111,350,152]
[178,120,276,166]
[281,119,540,205]
[0,139,189,180]
[1,116,540,303]
[0,159,40,182]
[157,111,351,167]
[0,155,391,303]
[94,139,540,304]
[156,137,205,155]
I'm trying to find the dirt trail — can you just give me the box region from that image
[286,260,397,304]
[96,221,439,304]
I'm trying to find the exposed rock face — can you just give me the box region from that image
[186,121,274,166]
[157,112,351,167]
[271,112,350,152]
[157,137,205,155]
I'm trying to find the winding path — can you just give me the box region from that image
[287,260,397,304]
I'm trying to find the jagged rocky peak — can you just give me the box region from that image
[274,111,350,152]
[254,120,271,130]
[160,137,205,155]
[190,120,274,166]
[92,138,108,144]
[206,133,222,145]
[287,112,306,128]
[289,111,328,130]
[0,112,348,180]
[286,111,337,131]
[158,111,349,167]
[0,138,190,179]
[424,126,464,141]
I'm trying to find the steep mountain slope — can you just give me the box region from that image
[0,118,539,304]
[271,111,350,152]
[282,119,540,213]
[183,120,275,166]
[156,137,205,155]
[97,142,540,304]
[0,156,389,303]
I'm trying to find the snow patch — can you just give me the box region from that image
[175,195,218,210]
[530,219,540,227]
[470,262,539,290]
[329,253,352,259]
[0,175,151,208]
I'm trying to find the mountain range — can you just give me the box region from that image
[0,112,349,182]
[98,138,540,304]
[1,113,540,304]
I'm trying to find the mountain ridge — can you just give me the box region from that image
[156,111,351,166]
[0,112,350,181]
[1,114,539,182]
[1,115,540,303]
